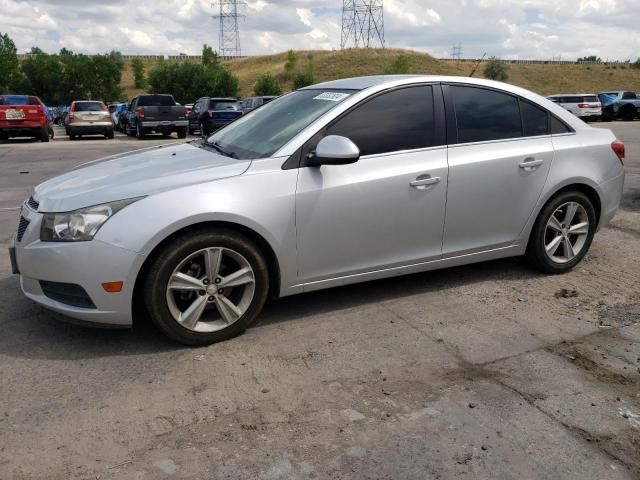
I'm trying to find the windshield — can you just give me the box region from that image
[137,95,176,107]
[0,95,38,106]
[205,89,355,160]
[74,102,104,112]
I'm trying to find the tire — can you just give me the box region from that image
[69,133,77,140]
[106,129,114,139]
[177,128,187,139]
[526,191,596,274]
[39,126,50,142]
[136,123,145,139]
[144,228,270,345]
[620,106,636,121]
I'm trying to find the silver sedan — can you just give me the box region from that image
[10,75,625,345]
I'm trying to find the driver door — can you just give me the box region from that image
[295,85,448,284]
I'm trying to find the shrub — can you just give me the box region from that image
[483,56,508,81]
[293,72,315,89]
[254,73,282,96]
[386,55,410,74]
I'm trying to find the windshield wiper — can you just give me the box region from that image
[203,139,235,158]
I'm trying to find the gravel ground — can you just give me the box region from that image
[0,124,638,479]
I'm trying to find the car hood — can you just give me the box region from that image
[33,143,251,212]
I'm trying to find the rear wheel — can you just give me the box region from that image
[106,128,114,139]
[39,126,50,142]
[136,123,145,139]
[526,191,596,274]
[620,106,636,121]
[177,128,187,139]
[144,229,269,345]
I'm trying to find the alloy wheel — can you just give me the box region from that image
[544,201,590,264]
[165,247,256,332]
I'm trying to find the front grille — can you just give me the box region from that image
[16,216,29,242]
[39,281,97,309]
[27,196,39,211]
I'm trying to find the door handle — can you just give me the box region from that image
[410,176,440,188]
[519,158,544,169]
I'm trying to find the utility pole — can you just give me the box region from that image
[341,1,385,49]
[450,44,463,60]
[212,1,244,59]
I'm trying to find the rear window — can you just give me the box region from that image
[0,95,39,106]
[209,100,241,111]
[584,96,599,103]
[563,96,582,104]
[137,95,176,107]
[74,102,104,112]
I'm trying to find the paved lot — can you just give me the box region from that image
[0,125,639,479]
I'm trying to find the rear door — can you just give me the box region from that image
[442,84,555,255]
[295,85,449,283]
[72,101,109,123]
[138,95,181,122]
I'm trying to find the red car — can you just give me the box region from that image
[0,94,51,142]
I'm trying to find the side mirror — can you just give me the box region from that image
[308,135,360,166]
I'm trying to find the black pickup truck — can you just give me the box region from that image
[123,94,188,139]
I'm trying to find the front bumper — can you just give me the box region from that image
[12,206,143,326]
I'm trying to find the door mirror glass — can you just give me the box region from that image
[309,135,360,166]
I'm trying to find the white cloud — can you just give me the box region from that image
[2,0,638,60]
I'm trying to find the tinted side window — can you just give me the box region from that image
[550,116,571,134]
[325,86,435,156]
[622,91,637,99]
[451,86,522,143]
[520,100,548,137]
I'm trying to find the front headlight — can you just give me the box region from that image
[41,198,142,242]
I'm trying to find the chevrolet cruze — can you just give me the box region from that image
[10,76,625,345]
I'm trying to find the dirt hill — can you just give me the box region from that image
[121,48,640,100]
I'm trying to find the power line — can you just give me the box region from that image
[340,1,385,49]
[212,1,244,59]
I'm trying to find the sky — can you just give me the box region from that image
[1,0,639,61]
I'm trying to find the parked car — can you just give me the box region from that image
[598,91,640,121]
[123,94,188,139]
[188,97,243,136]
[241,96,278,114]
[547,94,602,122]
[111,103,128,131]
[10,76,625,345]
[65,101,114,140]
[0,94,51,142]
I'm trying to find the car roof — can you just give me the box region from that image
[203,97,237,101]
[548,93,597,97]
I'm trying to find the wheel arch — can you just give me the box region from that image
[131,220,282,325]
[523,180,603,251]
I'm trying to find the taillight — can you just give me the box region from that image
[577,103,589,108]
[102,104,109,112]
[138,107,145,118]
[611,140,625,165]
[183,107,189,117]
[68,114,75,122]
[208,109,213,118]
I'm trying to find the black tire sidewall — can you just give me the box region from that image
[144,229,269,345]
[527,191,596,274]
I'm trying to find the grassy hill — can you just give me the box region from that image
[121,48,640,100]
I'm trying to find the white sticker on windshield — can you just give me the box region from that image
[313,92,351,102]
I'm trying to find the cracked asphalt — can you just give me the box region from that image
[0,124,639,479]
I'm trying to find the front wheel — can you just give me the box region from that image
[177,128,187,139]
[526,191,596,274]
[144,229,270,345]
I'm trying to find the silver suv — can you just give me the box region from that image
[11,76,625,345]
[547,94,602,122]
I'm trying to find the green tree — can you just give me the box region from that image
[293,72,314,89]
[0,33,20,92]
[483,56,508,81]
[284,49,298,79]
[385,55,410,74]
[202,44,219,68]
[148,61,239,103]
[577,55,601,63]
[131,57,146,89]
[254,73,282,96]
